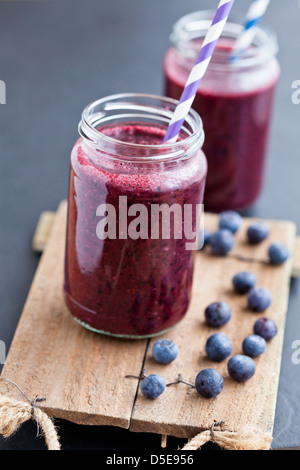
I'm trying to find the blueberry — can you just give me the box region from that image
[227,355,256,382]
[233,271,257,294]
[205,302,232,327]
[140,374,166,399]
[247,223,269,244]
[198,228,211,250]
[152,339,178,364]
[205,333,232,362]
[268,243,290,265]
[203,229,211,247]
[247,288,272,312]
[219,211,242,234]
[242,335,267,358]
[195,369,224,398]
[254,317,277,341]
[210,229,235,256]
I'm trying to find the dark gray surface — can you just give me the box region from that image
[0,0,299,451]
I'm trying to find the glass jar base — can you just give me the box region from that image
[73,316,175,340]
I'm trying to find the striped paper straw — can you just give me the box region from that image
[230,0,271,62]
[163,0,235,144]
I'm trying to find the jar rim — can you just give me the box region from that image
[170,10,278,70]
[78,93,204,162]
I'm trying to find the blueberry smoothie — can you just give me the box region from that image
[64,115,207,337]
[164,23,280,212]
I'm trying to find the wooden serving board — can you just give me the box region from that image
[1,201,299,444]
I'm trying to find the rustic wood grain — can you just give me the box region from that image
[1,203,297,441]
[130,214,296,438]
[32,211,56,252]
[1,201,148,428]
[292,236,300,278]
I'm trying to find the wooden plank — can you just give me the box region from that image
[161,435,167,448]
[1,201,148,428]
[1,203,297,439]
[130,215,296,438]
[292,237,300,278]
[32,211,56,252]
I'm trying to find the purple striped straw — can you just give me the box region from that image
[163,0,235,144]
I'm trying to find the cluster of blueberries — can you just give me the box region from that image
[202,294,277,398]
[137,211,290,400]
[203,210,290,265]
[139,296,277,400]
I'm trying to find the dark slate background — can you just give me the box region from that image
[0,0,299,451]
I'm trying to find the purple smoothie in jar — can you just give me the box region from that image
[164,12,280,212]
[64,94,207,338]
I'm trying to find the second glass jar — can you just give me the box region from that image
[164,11,280,212]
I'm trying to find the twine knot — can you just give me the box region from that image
[0,378,60,450]
[30,395,47,437]
[182,422,272,451]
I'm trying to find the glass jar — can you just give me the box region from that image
[164,11,280,212]
[64,93,207,338]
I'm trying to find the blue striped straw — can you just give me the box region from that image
[163,0,235,144]
[230,0,271,62]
